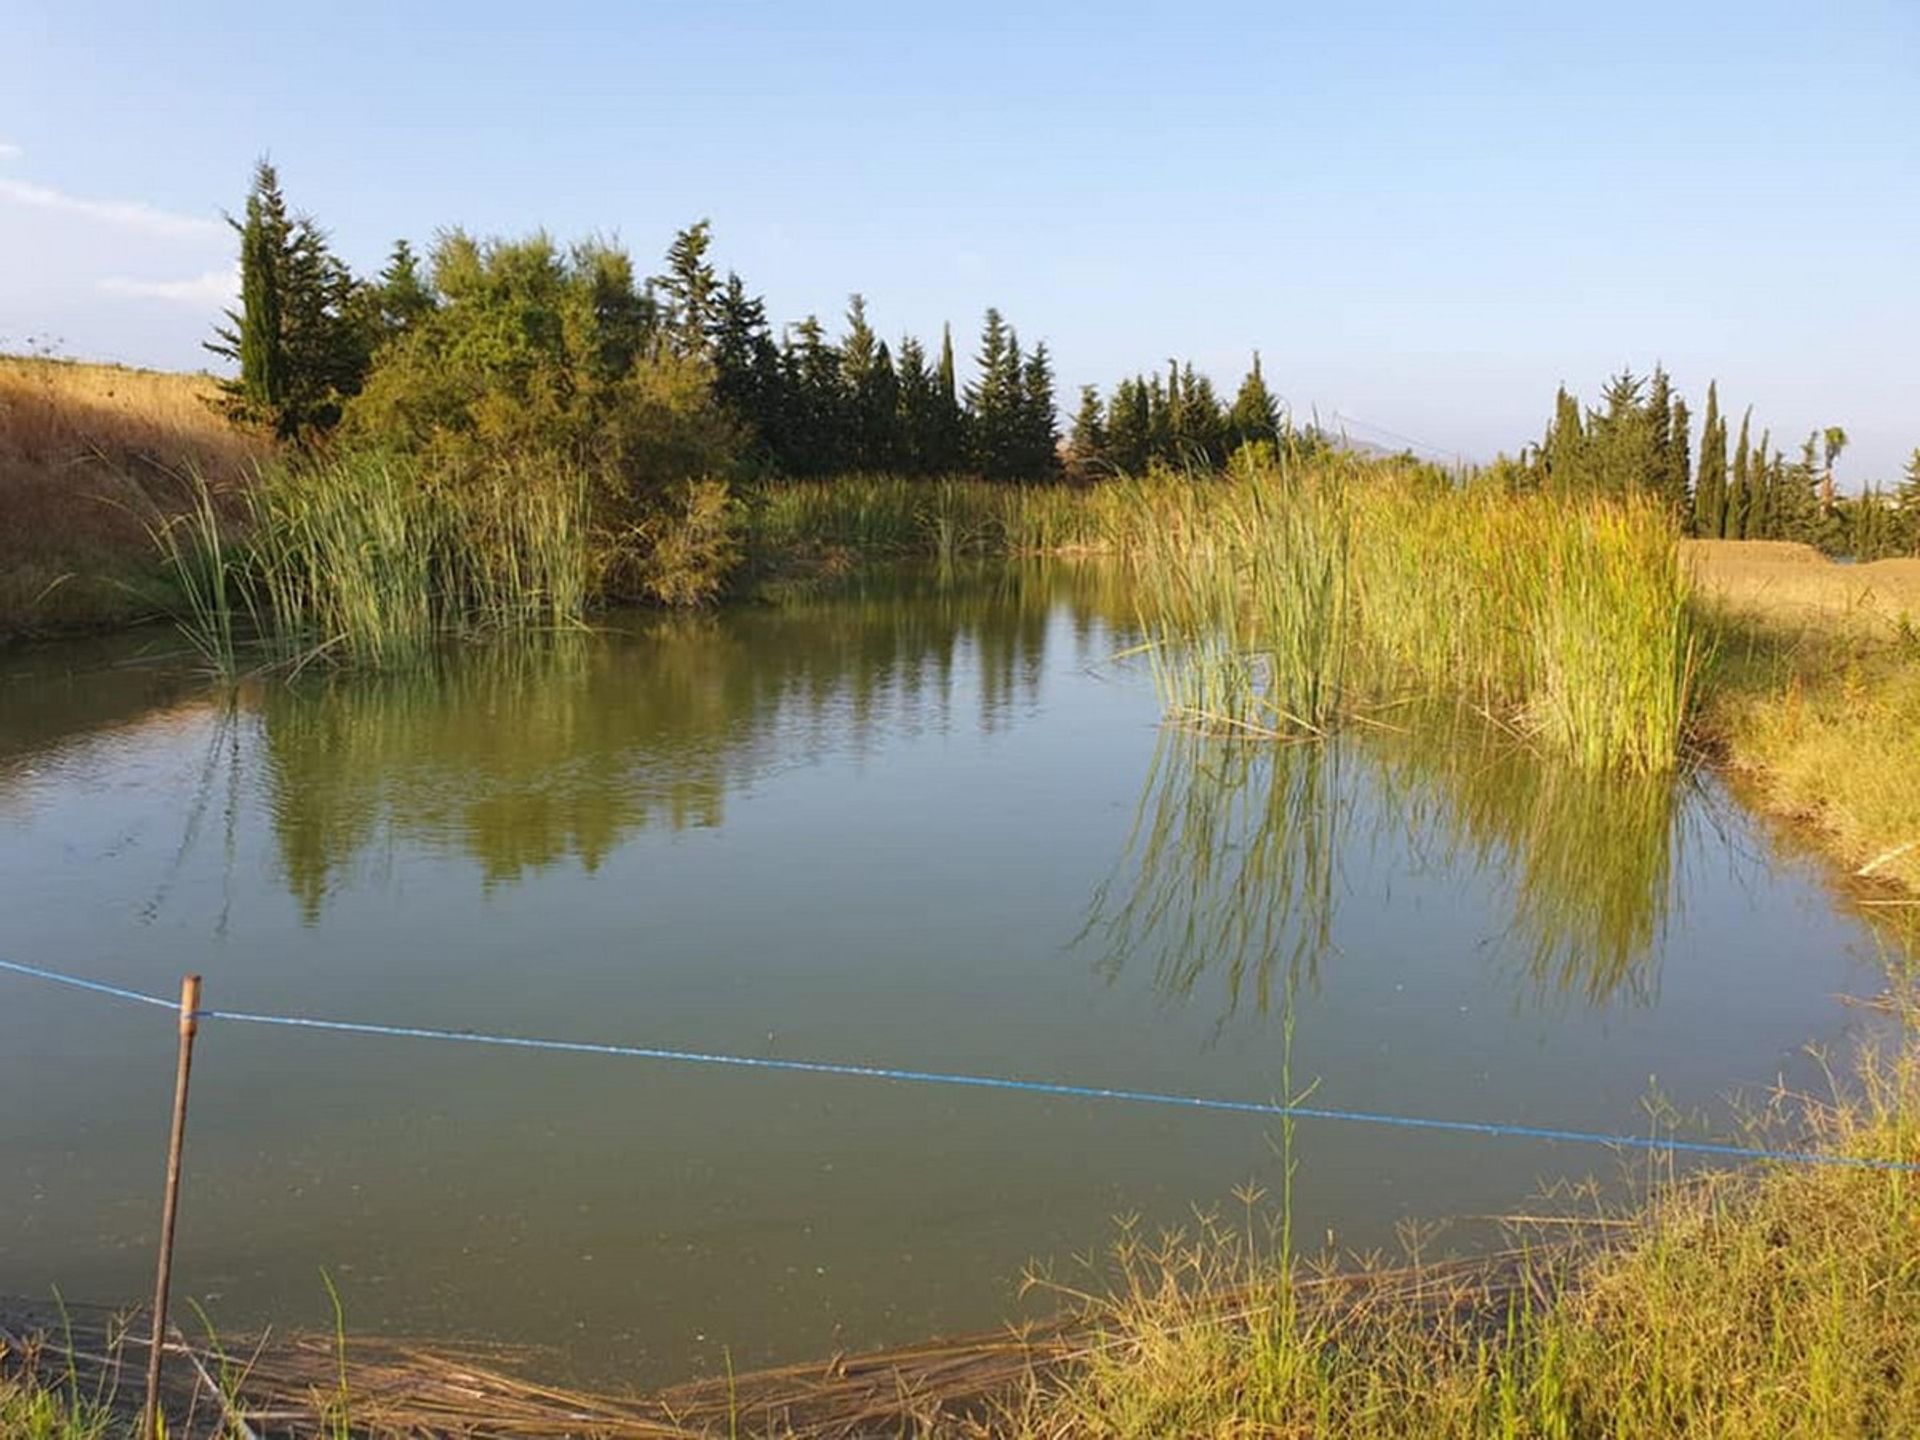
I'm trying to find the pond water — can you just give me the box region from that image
[0,565,1901,1384]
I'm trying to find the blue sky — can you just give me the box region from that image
[3,0,1915,479]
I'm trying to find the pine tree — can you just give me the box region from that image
[1229,351,1281,452]
[895,334,938,474]
[1591,369,1651,496]
[711,272,782,457]
[371,238,435,342]
[1068,384,1108,477]
[654,219,718,360]
[780,315,845,474]
[1107,378,1152,475]
[1898,449,1920,555]
[1693,382,1726,537]
[1646,367,1675,507]
[1020,342,1060,479]
[840,295,898,470]
[1174,361,1226,468]
[965,308,1020,478]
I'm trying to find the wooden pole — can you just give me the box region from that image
[142,974,202,1440]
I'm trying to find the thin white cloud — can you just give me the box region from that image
[98,266,239,304]
[0,176,222,239]
[0,142,21,162]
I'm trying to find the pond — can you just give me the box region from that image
[0,565,1900,1384]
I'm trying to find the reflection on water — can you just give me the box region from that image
[236,564,1132,916]
[1087,736,1343,1019]
[1085,713,1690,1019]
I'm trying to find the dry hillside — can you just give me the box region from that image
[0,355,269,637]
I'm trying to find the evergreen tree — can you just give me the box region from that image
[1591,369,1652,496]
[653,219,718,360]
[1173,361,1227,467]
[839,295,898,470]
[1899,449,1920,555]
[894,334,939,474]
[1544,386,1587,491]
[371,238,435,341]
[1019,342,1060,478]
[207,159,291,430]
[1693,382,1726,537]
[1068,384,1108,477]
[207,161,369,439]
[1229,351,1282,451]
[780,315,846,474]
[710,272,782,458]
[1670,395,1693,523]
[1749,431,1776,538]
[1728,409,1752,541]
[926,323,966,473]
[965,308,1021,478]
[1107,378,1152,475]
[1777,432,1825,545]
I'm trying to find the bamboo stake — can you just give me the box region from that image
[143,974,202,1440]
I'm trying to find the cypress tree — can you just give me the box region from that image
[1729,409,1752,541]
[1546,385,1586,491]
[207,160,291,430]
[1670,396,1693,523]
[1694,382,1726,537]
[1646,367,1676,507]
[929,323,965,473]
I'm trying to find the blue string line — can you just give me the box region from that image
[0,957,179,1011]
[6,955,1918,1176]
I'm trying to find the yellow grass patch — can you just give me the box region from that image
[0,355,270,636]
[1687,538,1920,638]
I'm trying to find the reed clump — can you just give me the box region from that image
[1120,455,1704,772]
[153,451,603,672]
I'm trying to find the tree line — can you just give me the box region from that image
[207,163,1069,482]
[203,162,1918,557]
[1501,367,1920,557]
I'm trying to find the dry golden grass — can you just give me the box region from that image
[1687,538,1920,638]
[1689,541,1920,897]
[0,355,270,637]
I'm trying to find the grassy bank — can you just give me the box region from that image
[1691,540,1920,895]
[1002,1002,1920,1438]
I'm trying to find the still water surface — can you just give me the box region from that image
[0,566,1898,1382]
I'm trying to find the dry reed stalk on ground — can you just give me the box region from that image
[0,1253,1553,1440]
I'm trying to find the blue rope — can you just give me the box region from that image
[0,957,179,1011]
[7,956,1919,1176]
